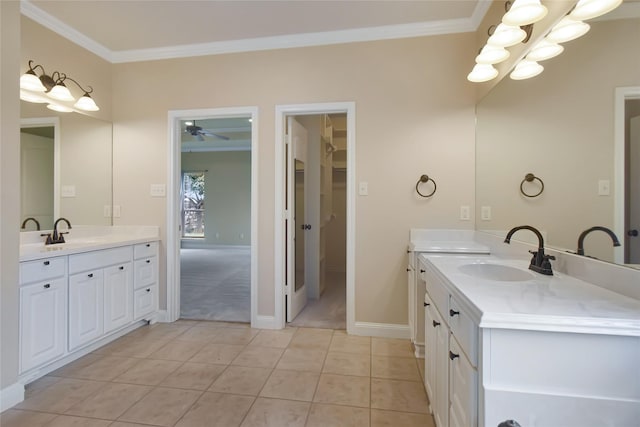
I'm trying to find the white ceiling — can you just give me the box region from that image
[22,0,490,63]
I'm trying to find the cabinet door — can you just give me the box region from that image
[104,263,133,333]
[134,285,157,320]
[408,263,415,343]
[20,278,67,373]
[134,257,157,289]
[449,338,477,427]
[434,309,450,427]
[69,270,104,350]
[424,293,437,405]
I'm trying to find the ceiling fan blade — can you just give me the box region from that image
[196,134,204,142]
[201,130,230,140]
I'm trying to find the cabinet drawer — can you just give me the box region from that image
[448,296,478,367]
[20,257,66,285]
[69,246,132,274]
[134,241,158,259]
[134,257,157,289]
[134,284,157,320]
[422,264,449,322]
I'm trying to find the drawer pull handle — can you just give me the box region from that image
[146,260,151,264]
[424,302,430,307]
[44,283,50,289]
[406,268,411,272]
[432,320,440,327]
[449,309,460,317]
[146,243,150,247]
[88,273,94,278]
[119,266,124,270]
[420,269,425,273]
[146,288,151,292]
[449,351,460,361]
[43,260,50,266]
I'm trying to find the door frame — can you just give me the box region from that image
[274,102,356,332]
[166,107,259,324]
[614,86,640,264]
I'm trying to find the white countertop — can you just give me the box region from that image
[420,254,640,336]
[20,226,160,262]
[410,240,490,254]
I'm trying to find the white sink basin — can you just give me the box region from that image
[458,263,535,282]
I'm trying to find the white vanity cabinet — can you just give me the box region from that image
[19,257,67,373]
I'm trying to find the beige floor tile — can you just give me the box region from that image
[46,415,113,427]
[417,356,426,382]
[371,338,414,357]
[210,327,259,345]
[65,382,150,419]
[260,370,320,402]
[306,403,370,427]
[16,378,106,413]
[127,323,192,341]
[240,397,310,427]
[275,348,326,372]
[175,392,255,427]
[160,362,227,390]
[288,328,333,351]
[24,376,62,398]
[113,359,182,385]
[189,342,245,365]
[50,353,103,377]
[323,352,370,377]
[370,409,435,426]
[108,422,153,427]
[0,409,57,427]
[177,325,221,342]
[148,339,207,361]
[371,355,422,381]
[329,332,371,354]
[231,346,284,368]
[118,387,202,427]
[98,336,170,358]
[208,366,272,395]
[249,329,295,348]
[313,374,370,408]
[65,356,140,381]
[370,378,429,414]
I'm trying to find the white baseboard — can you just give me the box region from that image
[156,310,170,323]
[252,315,278,329]
[1,382,25,412]
[351,321,410,339]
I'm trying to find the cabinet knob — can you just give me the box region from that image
[146,243,151,247]
[432,320,440,327]
[88,273,94,278]
[44,283,50,289]
[119,266,124,270]
[420,269,425,273]
[406,268,411,272]
[43,260,50,266]
[424,302,430,307]
[146,288,151,292]
[146,260,151,264]
[449,351,460,360]
[449,309,460,317]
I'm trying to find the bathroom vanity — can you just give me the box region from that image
[418,250,640,427]
[18,226,160,382]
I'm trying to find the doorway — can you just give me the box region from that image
[167,107,258,325]
[274,103,355,332]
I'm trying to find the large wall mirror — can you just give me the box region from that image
[21,101,113,231]
[476,14,640,267]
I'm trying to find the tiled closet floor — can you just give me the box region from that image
[2,321,435,427]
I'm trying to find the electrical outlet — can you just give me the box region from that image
[150,184,166,197]
[598,179,610,196]
[61,185,76,197]
[359,181,368,196]
[460,206,470,221]
[481,206,492,221]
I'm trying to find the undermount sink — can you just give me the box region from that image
[458,263,535,282]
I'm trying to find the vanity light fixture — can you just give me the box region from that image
[570,0,623,21]
[467,63,500,83]
[510,59,544,80]
[20,60,100,112]
[546,16,590,43]
[502,0,548,26]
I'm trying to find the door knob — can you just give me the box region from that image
[628,229,639,237]
[300,224,311,230]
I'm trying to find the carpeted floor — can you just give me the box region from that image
[180,247,346,328]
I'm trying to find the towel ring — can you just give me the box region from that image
[520,173,544,198]
[416,174,437,198]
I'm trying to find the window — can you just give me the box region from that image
[181,171,205,238]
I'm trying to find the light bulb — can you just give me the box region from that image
[503,0,548,26]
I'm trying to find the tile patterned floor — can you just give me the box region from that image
[2,321,435,427]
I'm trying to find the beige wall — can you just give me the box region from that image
[112,33,477,323]
[476,19,640,262]
[181,151,251,246]
[1,0,21,393]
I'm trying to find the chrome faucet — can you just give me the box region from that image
[577,226,621,257]
[42,217,72,245]
[21,217,40,231]
[504,225,555,275]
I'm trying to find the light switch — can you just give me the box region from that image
[481,206,492,221]
[598,180,610,196]
[113,205,121,218]
[359,181,368,196]
[103,205,111,217]
[61,185,76,197]
[460,206,470,221]
[150,184,166,197]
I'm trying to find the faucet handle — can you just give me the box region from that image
[544,254,556,261]
[40,233,53,245]
[58,232,69,243]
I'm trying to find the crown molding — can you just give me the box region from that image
[21,0,493,64]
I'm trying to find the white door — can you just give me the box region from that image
[104,263,133,333]
[286,117,309,322]
[628,115,640,263]
[69,270,104,350]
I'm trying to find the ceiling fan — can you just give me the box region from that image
[185,120,230,141]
